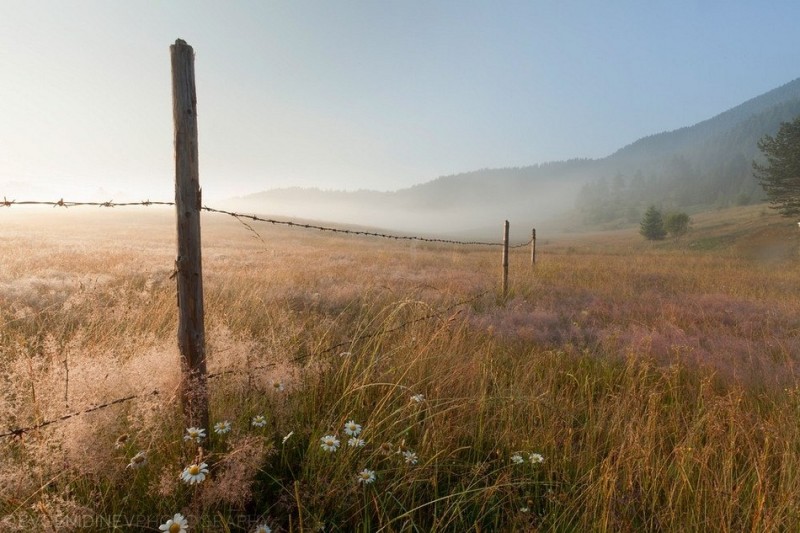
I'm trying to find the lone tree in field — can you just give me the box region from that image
[640,205,667,240]
[664,211,690,239]
[753,116,800,217]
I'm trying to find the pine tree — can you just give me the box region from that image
[753,115,800,217]
[640,205,666,240]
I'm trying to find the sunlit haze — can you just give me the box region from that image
[2,1,799,204]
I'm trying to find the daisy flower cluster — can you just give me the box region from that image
[511,451,546,464]
[319,416,424,488]
[343,419,365,447]
[319,419,389,486]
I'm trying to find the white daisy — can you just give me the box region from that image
[410,394,425,403]
[528,452,545,464]
[520,506,530,513]
[402,450,418,465]
[356,468,376,484]
[180,462,209,484]
[343,420,362,436]
[127,450,147,469]
[159,513,189,532]
[272,381,285,392]
[114,433,129,449]
[348,437,366,448]
[252,415,267,428]
[253,524,272,533]
[511,453,524,464]
[339,351,352,357]
[213,420,231,435]
[184,427,206,443]
[320,435,340,452]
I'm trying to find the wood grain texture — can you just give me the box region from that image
[171,39,208,430]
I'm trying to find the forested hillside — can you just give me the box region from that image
[236,78,800,232]
[576,78,800,225]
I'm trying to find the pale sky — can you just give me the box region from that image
[1,1,799,203]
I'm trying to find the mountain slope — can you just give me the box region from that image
[233,77,800,234]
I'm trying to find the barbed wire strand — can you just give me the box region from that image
[1,198,534,248]
[0,390,161,440]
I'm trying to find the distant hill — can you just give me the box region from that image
[232,77,800,235]
[575,78,800,226]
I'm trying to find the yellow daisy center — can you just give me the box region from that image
[169,524,181,533]
[189,465,201,475]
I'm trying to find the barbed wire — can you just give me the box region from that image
[0,390,161,440]
[1,197,534,248]
[0,364,278,440]
[1,198,174,208]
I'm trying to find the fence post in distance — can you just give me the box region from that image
[531,228,537,267]
[171,39,209,432]
[502,220,509,298]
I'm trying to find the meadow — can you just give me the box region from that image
[1,204,799,532]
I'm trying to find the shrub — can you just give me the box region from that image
[640,205,666,240]
[664,211,690,238]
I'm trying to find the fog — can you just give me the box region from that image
[224,179,579,243]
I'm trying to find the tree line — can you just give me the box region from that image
[638,114,800,241]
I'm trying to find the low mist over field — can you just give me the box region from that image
[226,173,580,238]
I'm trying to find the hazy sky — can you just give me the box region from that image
[2,1,799,203]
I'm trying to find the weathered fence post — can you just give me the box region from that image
[531,228,537,266]
[502,220,509,298]
[171,39,208,431]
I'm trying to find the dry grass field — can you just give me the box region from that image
[1,204,799,531]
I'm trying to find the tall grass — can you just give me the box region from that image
[1,206,799,531]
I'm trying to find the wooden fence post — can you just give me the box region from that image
[502,220,509,298]
[171,39,208,431]
[531,228,537,266]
